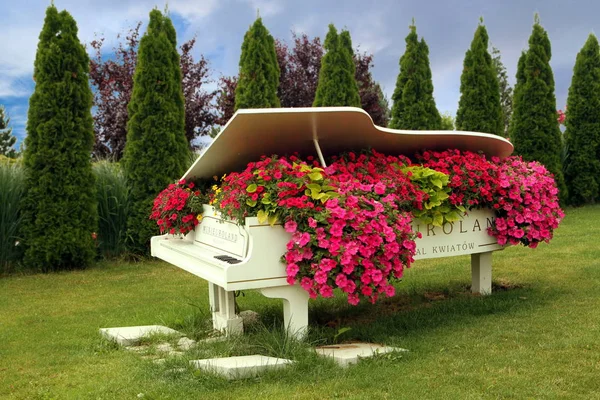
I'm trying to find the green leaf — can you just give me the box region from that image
[306,183,321,192]
[246,184,257,193]
[431,179,443,188]
[246,199,257,207]
[308,172,323,181]
[268,214,279,226]
[433,212,443,227]
[257,209,268,224]
[445,211,463,222]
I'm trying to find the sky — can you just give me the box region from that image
[2,0,600,145]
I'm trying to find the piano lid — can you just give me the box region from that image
[183,107,514,180]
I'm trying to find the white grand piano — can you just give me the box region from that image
[151,107,513,338]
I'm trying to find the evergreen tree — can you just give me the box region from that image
[313,25,361,107]
[235,17,280,110]
[564,34,600,205]
[491,46,513,137]
[123,9,189,253]
[510,16,566,200]
[21,5,98,272]
[508,51,527,140]
[456,21,503,135]
[0,106,17,158]
[389,23,441,130]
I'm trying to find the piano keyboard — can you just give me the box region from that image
[214,255,242,264]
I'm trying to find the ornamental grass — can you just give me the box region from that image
[0,159,24,273]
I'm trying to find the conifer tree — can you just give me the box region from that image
[510,16,566,200]
[0,106,17,158]
[508,51,527,140]
[313,24,361,107]
[456,21,502,135]
[21,5,97,271]
[491,46,513,137]
[389,23,441,130]
[235,17,280,110]
[564,34,600,205]
[123,9,189,253]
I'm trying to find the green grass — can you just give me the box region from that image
[1,205,600,399]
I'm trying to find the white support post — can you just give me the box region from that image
[208,282,243,336]
[260,285,310,339]
[313,138,327,168]
[471,251,493,295]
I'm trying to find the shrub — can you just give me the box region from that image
[21,6,98,272]
[123,9,190,254]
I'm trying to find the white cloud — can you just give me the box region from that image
[351,11,392,55]
[240,0,284,17]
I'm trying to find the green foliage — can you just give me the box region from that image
[21,6,98,272]
[93,161,130,258]
[389,23,442,130]
[456,22,503,135]
[510,17,567,201]
[440,112,455,130]
[0,106,17,158]
[491,46,513,137]
[402,166,463,226]
[123,9,190,254]
[313,24,361,107]
[564,34,600,205]
[234,17,280,110]
[0,160,24,273]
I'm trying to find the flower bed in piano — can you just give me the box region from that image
[151,149,563,305]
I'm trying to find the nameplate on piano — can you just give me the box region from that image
[195,215,248,259]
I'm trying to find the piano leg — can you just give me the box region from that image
[208,282,244,336]
[471,251,492,295]
[260,285,310,340]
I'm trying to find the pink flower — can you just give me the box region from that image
[319,285,334,298]
[374,182,386,195]
[308,217,317,228]
[284,220,298,233]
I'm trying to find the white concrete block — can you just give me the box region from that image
[315,343,408,367]
[99,325,181,346]
[156,342,174,353]
[177,337,197,351]
[190,355,293,380]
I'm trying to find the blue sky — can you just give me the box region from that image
[2,0,600,145]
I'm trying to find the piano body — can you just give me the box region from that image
[151,107,513,338]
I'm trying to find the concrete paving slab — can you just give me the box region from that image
[315,342,408,367]
[99,325,181,346]
[190,354,293,380]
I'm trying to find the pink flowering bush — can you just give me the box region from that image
[489,156,564,247]
[152,149,564,305]
[150,179,205,234]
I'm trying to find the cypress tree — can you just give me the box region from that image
[22,6,97,271]
[510,16,566,200]
[313,25,361,107]
[0,106,17,158]
[235,17,280,110]
[456,21,503,135]
[123,9,189,253]
[564,34,600,205]
[389,23,441,130]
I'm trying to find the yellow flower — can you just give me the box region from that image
[196,214,203,222]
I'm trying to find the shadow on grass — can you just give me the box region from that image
[249,278,564,347]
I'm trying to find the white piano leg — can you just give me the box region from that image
[471,251,492,295]
[260,285,310,339]
[208,282,243,336]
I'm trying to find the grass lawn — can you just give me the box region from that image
[1,205,599,399]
